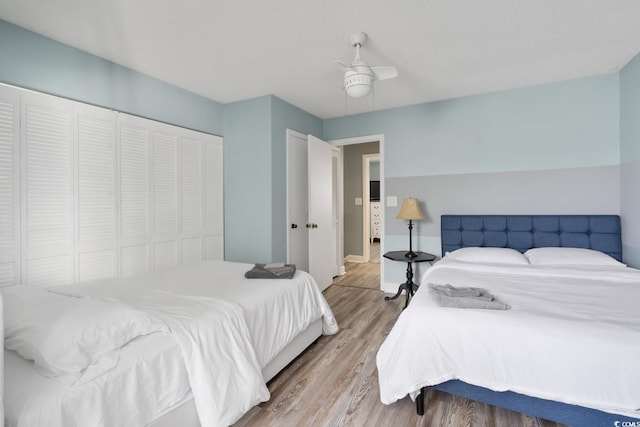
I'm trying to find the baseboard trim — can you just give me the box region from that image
[344,255,365,263]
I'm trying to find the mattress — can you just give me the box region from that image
[376,257,640,418]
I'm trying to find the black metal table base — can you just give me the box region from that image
[384,281,417,308]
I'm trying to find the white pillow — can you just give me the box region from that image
[524,247,626,267]
[0,285,166,378]
[444,247,529,265]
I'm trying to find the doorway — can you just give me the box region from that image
[330,134,384,291]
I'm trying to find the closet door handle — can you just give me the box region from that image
[291,223,298,229]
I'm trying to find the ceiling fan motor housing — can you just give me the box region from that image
[344,66,374,98]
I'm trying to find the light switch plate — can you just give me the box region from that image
[355,197,363,206]
[387,196,397,207]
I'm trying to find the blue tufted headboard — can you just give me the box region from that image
[441,215,622,262]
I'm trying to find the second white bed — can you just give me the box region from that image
[377,255,640,418]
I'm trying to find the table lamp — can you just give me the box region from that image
[396,197,425,258]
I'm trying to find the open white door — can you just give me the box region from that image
[286,131,309,272]
[307,135,333,291]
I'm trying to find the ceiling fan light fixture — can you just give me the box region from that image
[345,84,372,98]
[344,72,373,98]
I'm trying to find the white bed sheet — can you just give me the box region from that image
[5,331,191,427]
[125,260,339,368]
[376,259,640,418]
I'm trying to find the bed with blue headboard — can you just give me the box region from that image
[377,215,640,426]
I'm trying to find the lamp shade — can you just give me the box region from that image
[396,198,425,220]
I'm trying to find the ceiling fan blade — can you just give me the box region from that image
[372,66,398,80]
[334,60,352,70]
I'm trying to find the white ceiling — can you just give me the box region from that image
[1,0,640,119]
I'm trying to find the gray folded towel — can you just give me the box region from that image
[428,283,510,310]
[429,283,482,298]
[245,263,297,279]
[428,283,495,301]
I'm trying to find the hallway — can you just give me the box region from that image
[332,242,380,290]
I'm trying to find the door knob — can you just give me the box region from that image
[291,223,298,229]
[306,223,312,228]
[312,223,318,229]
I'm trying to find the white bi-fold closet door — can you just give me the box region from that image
[0,84,223,287]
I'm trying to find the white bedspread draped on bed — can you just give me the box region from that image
[48,283,270,427]
[376,259,640,418]
[126,260,339,368]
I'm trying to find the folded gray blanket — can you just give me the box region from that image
[245,263,296,279]
[428,283,510,310]
[429,283,483,298]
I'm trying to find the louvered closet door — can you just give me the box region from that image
[21,92,74,286]
[75,103,116,282]
[2,85,223,286]
[151,123,179,270]
[118,114,151,277]
[118,114,224,272]
[203,135,224,260]
[0,85,20,286]
[181,133,202,264]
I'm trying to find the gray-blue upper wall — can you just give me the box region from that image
[0,20,224,135]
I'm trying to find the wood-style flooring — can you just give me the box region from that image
[233,251,566,427]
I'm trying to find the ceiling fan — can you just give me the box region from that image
[335,32,398,98]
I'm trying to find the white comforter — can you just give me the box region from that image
[49,283,270,427]
[376,259,640,417]
[127,260,339,367]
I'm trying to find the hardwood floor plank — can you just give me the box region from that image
[233,261,567,427]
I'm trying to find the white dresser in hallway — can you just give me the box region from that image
[370,201,381,242]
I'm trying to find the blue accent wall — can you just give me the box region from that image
[324,74,620,178]
[0,20,224,135]
[223,95,322,263]
[223,96,273,262]
[620,52,640,267]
